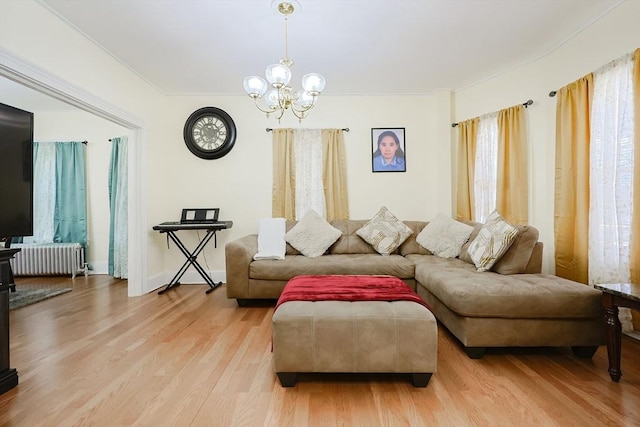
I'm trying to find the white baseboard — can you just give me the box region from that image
[87,261,108,275]
[147,269,227,294]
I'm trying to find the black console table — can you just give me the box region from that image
[0,248,19,394]
[153,221,233,295]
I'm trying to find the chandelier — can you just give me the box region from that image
[243,1,326,122]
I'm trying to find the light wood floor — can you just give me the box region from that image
[1,275,639,426]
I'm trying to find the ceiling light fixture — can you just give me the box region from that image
[243,1,325,122]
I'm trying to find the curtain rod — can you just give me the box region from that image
[451,99,533,128]
[35,140,87,144]
[266,127,350,132]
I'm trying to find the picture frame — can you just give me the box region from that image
[371,128,406,173]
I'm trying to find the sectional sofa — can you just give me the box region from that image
[225,218,604,358]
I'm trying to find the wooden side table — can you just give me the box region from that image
[593,283,640,382]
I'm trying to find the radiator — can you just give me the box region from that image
[9,243,88,278]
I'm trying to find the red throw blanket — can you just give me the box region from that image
[275,275,431,312]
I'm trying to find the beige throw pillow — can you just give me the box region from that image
[467,210,519,272]
[356,206,413,256]
[285,210,342,257]
[416,213,474,258]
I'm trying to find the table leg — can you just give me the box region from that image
[603,304,622,382]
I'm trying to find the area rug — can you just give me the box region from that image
[9,288,72,311]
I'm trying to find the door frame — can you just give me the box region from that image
[0,48,148,297]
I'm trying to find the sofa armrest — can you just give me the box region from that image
[225,234,258,299]
[523,242,543,274]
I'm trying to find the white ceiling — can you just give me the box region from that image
[1,0,624,110]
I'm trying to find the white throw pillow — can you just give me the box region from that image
[253,217,286,260]
[356,206,413,256]
[416,213,474,258]
[285,210,342,257]
[467,210,519,272]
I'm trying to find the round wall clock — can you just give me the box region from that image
[183,107,237,159]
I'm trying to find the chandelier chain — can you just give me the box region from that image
[284,15,289,63]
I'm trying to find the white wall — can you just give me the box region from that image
[33,110,127,273]
[452,0,640,272]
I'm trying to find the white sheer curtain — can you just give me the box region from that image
[589,53,635,332]
[23,142,56,244]
[473,112,498,222]
[294,129,326,219]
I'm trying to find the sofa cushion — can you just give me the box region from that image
[356,206,413,256]
[285,210,342,257]
[416,214,474,258]
[467,211,518,272]
[411,255,602,319]
[250,254,415,280]
[285,220,301,255]
[458,221,483,263]
[492,225,539,274]
[329,219,379,255]
[398,221,430,256]
[461,221,540,274]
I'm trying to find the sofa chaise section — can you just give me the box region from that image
[410,252,604,359]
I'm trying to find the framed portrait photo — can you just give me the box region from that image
[371,128,406,173]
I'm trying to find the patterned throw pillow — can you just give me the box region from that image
[416,213,474,258]
[356,206,413,256]
[467,210,519,272]
[285,210,342,257]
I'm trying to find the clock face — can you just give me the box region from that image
[184,107,236,159]
[192,116,227,150]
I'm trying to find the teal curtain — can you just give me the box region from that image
[53,142,87,250]
[108,136,128,278]
[23,141,86,247]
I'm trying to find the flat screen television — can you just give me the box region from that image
[0,102,34,241]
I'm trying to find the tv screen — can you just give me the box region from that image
[0,102,33,239]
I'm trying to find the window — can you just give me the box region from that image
[473,113,498,223]
[588,54,634,286]
[293,129,326,219]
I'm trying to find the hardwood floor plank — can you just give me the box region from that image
[1,275,639,426]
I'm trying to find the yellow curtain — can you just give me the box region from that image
[272,129,295,220]
[455,118,478,221]
[322,129,349,221]
[631,49,640,330]
[497,105,529,225]
[554,74,593,284]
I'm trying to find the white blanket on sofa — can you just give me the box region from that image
[253,217,286,260]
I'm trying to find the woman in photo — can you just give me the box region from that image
[373,130,405,172]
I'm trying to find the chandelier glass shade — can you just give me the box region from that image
[243,1,326,122]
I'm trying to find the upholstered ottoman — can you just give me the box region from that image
[271,275,437,387]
